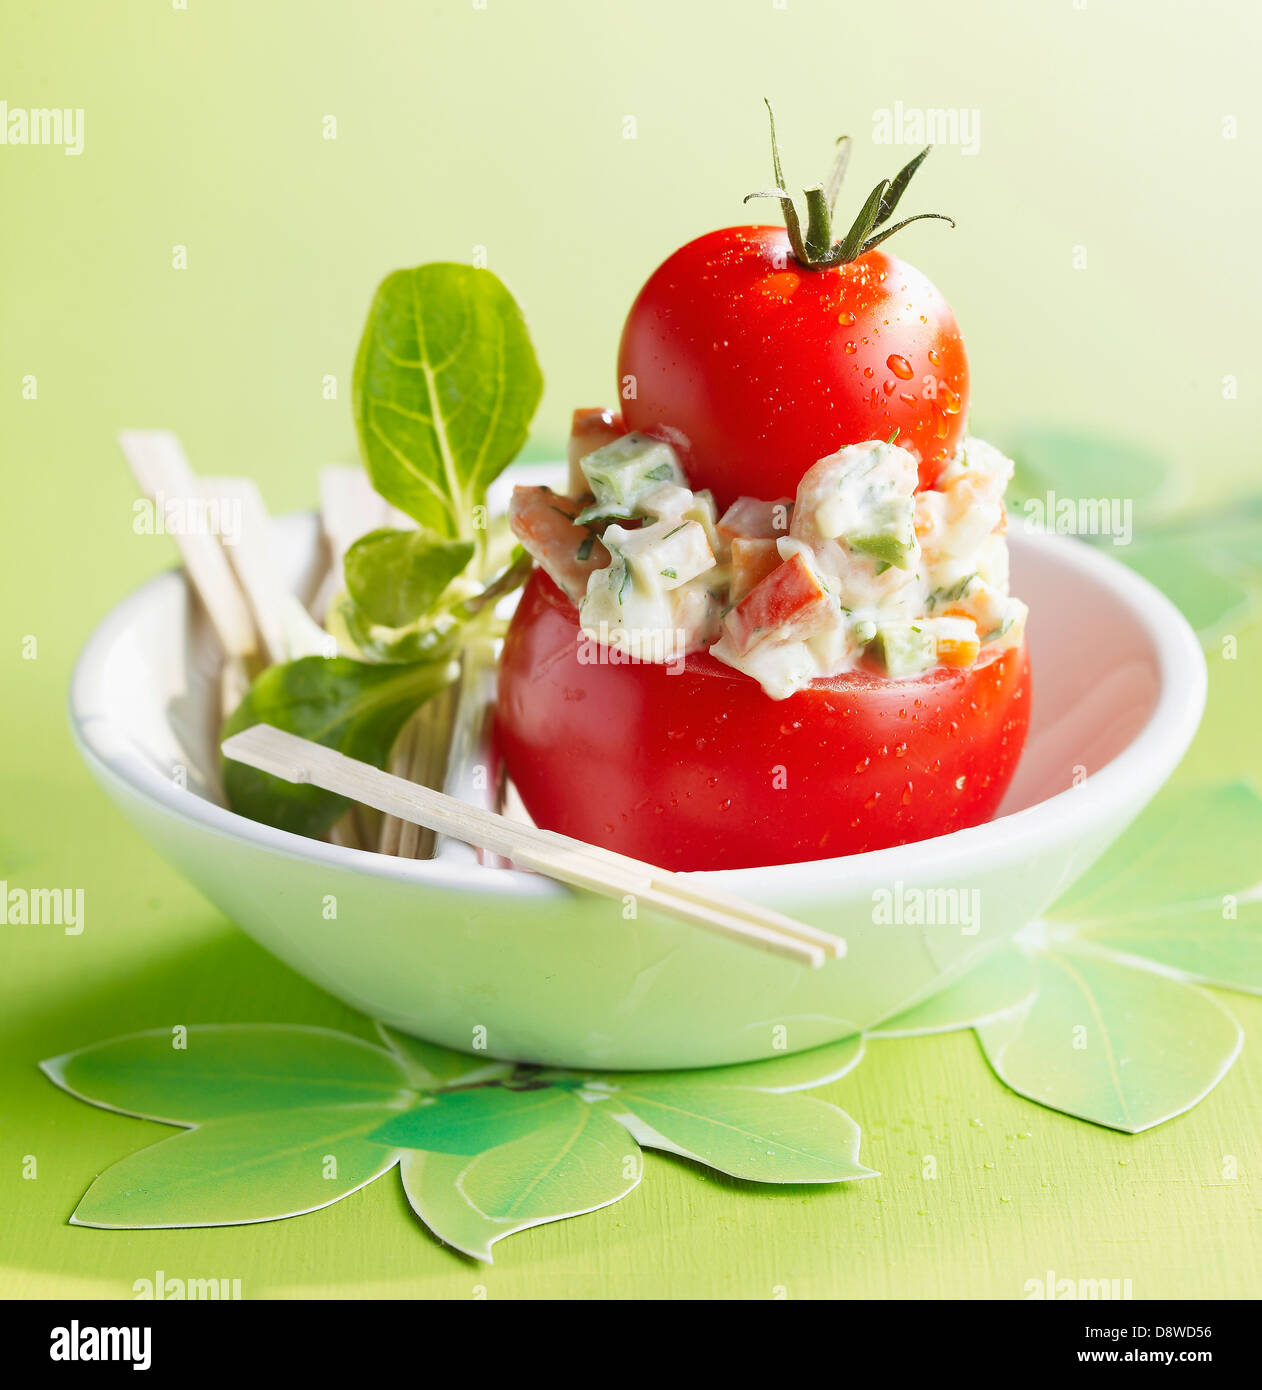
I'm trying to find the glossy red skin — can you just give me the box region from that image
[618,228,969,509]
[496,572,1031,872]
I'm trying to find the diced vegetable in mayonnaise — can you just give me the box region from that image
[509,427,1028,699]
[576,433,686,523]
[578,515,722,659]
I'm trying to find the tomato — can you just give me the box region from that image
[617,229,968,509]
[496,571,1030,872]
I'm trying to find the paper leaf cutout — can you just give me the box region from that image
[975,947,1242,1133]
[869,948,1038,1037]
[1076,899,1262,997]
[70,1104,404,1228]
[610,1084,878,1183]
[456,1096,641,1223]
[1048,782,1262,926]
[1118,536,1255,642]
[375,1024,511,1090]
[399,1101,643,1262]
[609,1033,865,1094]
[370,1086,576,1155]
[41,1025,411,1125]
[1004,427,1174,524]
[399,1150,522,1262]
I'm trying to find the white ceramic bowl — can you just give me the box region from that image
[70,514,1205,1069]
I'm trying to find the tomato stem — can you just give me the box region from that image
[747,100,957,270]
[802,185,831,261]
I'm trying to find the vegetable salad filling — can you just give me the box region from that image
[511,412,1027,700]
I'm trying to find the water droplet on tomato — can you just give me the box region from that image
[844,341,857,355]
[928,348,942,367]
[899,391,916,405]
[863,366,874,379]
[838,309,856,326]
[883,379,896,395]
[887,354,913,379]
[939,385,962,415]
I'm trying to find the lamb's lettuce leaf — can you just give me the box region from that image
[221,656,456,837]
[352,263,543,540]
[344,527,475,629]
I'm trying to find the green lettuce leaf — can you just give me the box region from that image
[353,263,543,538]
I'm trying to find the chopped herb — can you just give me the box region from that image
[887,428,900,444]
[645,463,674,481]
[576,535,595,562]
[663,523,688,540]
[874,560,891,575]
[660,568,678,579]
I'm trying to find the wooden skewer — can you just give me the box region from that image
[119,430,259,658]
[221,724,844,968]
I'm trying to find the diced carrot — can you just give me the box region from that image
[937,635,980,668]
[567,408,625,495]
[717,496,794,541]
[509,485,608,603]
[729,537,782,603]
[935,616,980,668]
[724,551,831,656]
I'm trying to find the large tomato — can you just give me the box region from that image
[617,229,968,508]
[496,572,1030,872]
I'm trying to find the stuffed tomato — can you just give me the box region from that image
[498,567,1029,871]
[496,119,1031,871]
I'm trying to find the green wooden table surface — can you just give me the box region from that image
[3,0,1261,1299]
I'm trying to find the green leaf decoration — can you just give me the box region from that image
[344,527,475,629]
[869,947,1038,1037]
[975,946,1242,1133]
[456,1095,641,1223]
[398,1150,518,1262]
[43,1021,872,1259]
[1076,900,1262,997]
[369,1087,575,1155]
[220,654,455,837]
[1117,535,1255,642]
[1002,426,1175,524]
[71,1104,405,1229]
[609,1084,877,1183]
[41,1025,411,1125]
[608,1034,864,1095]
[1048,782,1262,927]
[353,263,543,537]
[375,1024,511,1089]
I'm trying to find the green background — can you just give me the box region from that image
[2,0,1260,1298]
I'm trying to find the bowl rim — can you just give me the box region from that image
[69,520,1207,901]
